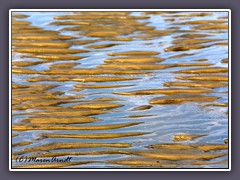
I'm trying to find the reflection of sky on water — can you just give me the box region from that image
[12,11,229,168]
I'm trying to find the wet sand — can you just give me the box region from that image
[11,11,229,169]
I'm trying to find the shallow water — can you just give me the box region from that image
[11,11,229,169]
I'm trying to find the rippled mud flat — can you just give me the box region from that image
[11,11,229,169]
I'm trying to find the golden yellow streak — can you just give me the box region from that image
[12,122,141,131]
[39,132,148,139]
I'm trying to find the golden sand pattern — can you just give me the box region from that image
[12,11,228,168]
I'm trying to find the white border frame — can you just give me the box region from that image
[9,9,231,172]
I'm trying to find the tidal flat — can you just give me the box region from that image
[11,11,229,169]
